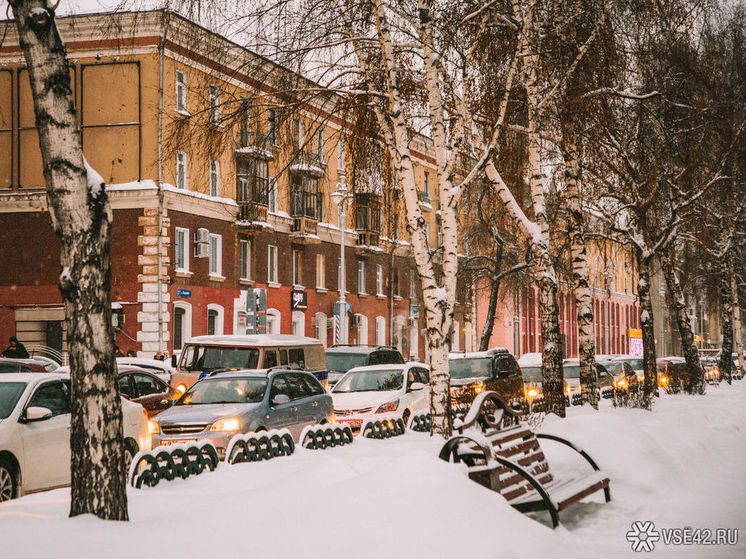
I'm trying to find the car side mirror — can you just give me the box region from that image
[409,382,425,391]
[272,394,290,406]
[24,406,53,422]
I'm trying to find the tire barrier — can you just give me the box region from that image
[361,415,406,439]
[226,429,295,465]
[129,440,219,488]
[408,412,431,432]
[300,423,354,450]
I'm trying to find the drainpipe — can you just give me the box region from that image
[156,14,167,355]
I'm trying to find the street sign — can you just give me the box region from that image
[291,289,307,310]
[410,304,420,319]
[176,288,191,298]
[246,288,267,334]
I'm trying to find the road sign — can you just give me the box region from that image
[246,288,267,334]
[176,288,191,298]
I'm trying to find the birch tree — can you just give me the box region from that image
[7,0,128,519]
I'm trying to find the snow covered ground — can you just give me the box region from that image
[1,382,744,559]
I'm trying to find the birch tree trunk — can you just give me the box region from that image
[717,261,734,384]
[560,115,597,408]
[660,255,705,393]
[479,244,503,352]
[636,253,656,409]
[733,274,745,373]
[10,0,128,520]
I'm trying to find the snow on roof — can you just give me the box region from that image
[517,352,543,367]
[185,334,322,347]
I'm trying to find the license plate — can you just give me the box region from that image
[160,439,196,446]
[342,419,362,428]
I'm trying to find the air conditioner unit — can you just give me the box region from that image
[353,314,362,326]
[195,242,209,258]
[195,228,209,244]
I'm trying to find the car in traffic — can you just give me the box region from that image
[449,349,524,410]
[171,335,328,395]
[0,358,55,374]
[521,359,615,406]
[330,363,429,431]
[325,345,405,387]
[0,372,150,501]
[117,366,181,417]
[116,357,174,382]
[150,369,333,459]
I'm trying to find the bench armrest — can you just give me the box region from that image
[535,433,602,472]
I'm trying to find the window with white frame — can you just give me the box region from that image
[239,239,251,280]
[267,109,276,144]
[268,245,278,284]
[375,316,386,346]
[208,234,222,276]
[174,227,190,272]
[292,250,303,286]
[209,85,220,125]
[316,254,325,289]
[206,304,224,335]
[175,70,187,113]
[173,301,192,350]
[293,118,303,149]
[337,136,345,170]
[268,178,277,212]
[267,308,281,334]
[176,151,187,189]
[209,160,220,197]
[376,264,384,296]
[357,260,366,294]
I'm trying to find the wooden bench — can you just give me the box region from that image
[440,391,610,528]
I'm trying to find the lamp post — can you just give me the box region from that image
[331,173,351,344]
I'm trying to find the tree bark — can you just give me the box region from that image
[10,0,128,520]
[733,274,745,373]
[560,114,597,408]
[717,260,733,384]
[660,255,705,393]
[636,254,656,409]
[479,243,503,352]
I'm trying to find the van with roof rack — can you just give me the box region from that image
[170,335,327,395]
[325,345,405,387]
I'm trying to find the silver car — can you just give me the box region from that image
[150,369,333,459]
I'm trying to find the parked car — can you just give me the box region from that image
[151,369,333,459]
[449,349,524,410]
[325,345,405,387]
[117,366,181,417]
[521,359,615,405]
[331,363,429,431]
[656,357,704,393]
[607,356,645,381]
[116,357,174,383]
[0,372,150,501]
[171,335,328,394]
[0,358,53,374]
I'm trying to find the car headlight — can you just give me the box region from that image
[615,378,627,389]
[175,384,187,394]
[148,420,160,435]
[526,388,538,398]
[210,417,240,432]
[376,399,399,413]
[473,382,485,394]
[658,375,668,387]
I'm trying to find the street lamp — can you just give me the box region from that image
[331,173,352,344]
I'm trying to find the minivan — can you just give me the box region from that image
[170,335,327,394]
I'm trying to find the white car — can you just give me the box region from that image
[331,363,430,431]
[115,357,174,382]
[0,372,150,501]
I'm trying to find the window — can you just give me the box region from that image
[291,311,305,337]
[175,70,187,113]
[393,268,400,297]
[118,375,133,399]
[237,168,249,203]
[268,245,278,284]
[173,302,192,351]
[288,348,305,369]
[209,160,220,197]
[357,260,366,293]
[176,151,187,189]
[207,309,218,335]
[175,227,190,272]
[424,170,429,195]
[293,118,303,149]
[239,239,251,280]
[208,234,222,276]
[209,85,220,125]
[316,254,325,289]
[268,178,277,212]
[267,109,276,144]
[375,316,386,346]
[291,175,319,219]
[376,264,384,296]
[337,136,345,170]
[410,271,416,299]
[267,308,281,334]
[207,304,224,335]
[28,381,69,417]
[293,249,303,286]
[317,128,324,162]
[132,373,164,397]
[240,99,252,146]
[253,160,269,204]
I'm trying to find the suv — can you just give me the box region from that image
[449,348,524,410]
[325,345,405,387]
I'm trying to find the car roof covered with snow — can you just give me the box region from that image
[0,371,68,384]
[449,348,510,359]
[185,334,322,347]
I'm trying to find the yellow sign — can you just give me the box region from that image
[628,329,642,339]
[694,335,703,343]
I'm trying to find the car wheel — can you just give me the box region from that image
[401,409,411,426]
[0,459,17,502]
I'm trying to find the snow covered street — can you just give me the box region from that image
[1,382,744,559]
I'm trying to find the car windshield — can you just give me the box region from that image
[522,366,542,382]
[564,365,581,379]
[180,346,260,372]
[326,353,369,373]
[178,377,267,405]
[0,382,27,419]
[333,369,403,393]
[615,358,644,370]
[449,357,491,379]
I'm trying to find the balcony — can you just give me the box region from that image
[417,190,433,212]
[290,187,320,244]
[355,193,383,254]
[289,150,325,177]
[236,201,270,232]
[290,216,320,244]
[235,131,274,160]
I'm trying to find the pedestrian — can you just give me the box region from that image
[2,336,30,359]
[126,349,136,357]
[114,345,124,358]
